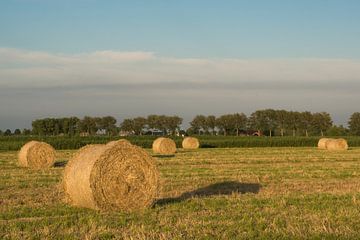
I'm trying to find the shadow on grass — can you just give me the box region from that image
[152,154,176,158]
[156,181,261,206]
[54,160,68,168]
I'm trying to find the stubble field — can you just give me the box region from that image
[1,147,360,239]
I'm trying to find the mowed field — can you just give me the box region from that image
[1,147,360,239]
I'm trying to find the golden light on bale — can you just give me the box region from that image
[106,139,131,147]
[18,141,56,169]
[182,137,200,149]
[152,137,176,155]
[318,138,331,149]
[63,142,160,212]
[325,138,348,151]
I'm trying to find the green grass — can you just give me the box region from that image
[1,148,360,239]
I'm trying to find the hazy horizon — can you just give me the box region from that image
[1,1,360,130]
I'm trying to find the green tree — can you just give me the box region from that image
[206,115,217,135]
[100,116,117,136]
[165,116,183,135]
[248,110,269,135]
[133,117,147,135]
[4,129,11,136]
[120,119,135,134]
[231,113,247,136]
[311,112,333,136]
[276,110,288,137]
[14,129,21,135]
[299,111,313,137]
[326,125,348,136]
[348,112,360,135]
[216,114,234,136]
[22,129,32,135]
[190,115,207,134]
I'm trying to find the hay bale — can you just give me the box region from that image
[18,141,55,169]
[106,139,131,147]
[182,137,200,149]
[63,142,160,211]
[318,138,331,149]
[325,138,348,151]
[152,137,176,155]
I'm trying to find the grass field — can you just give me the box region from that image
[1,147,360,239]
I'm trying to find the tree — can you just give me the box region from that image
[22,129,32,135]
[248,110,269,135]
[276,110,288,137]
[299,111,313,137]
[216,114,234,136]
[348,112,360,135]
[14,129,21,135]
[263,109,277,137]
[165,116,183,135]
[0,130,3,136]
[231,113,247,136]
[311,112,333,136]
[206,115,217,135]
[100,116,117,136]
[285,111,301,137]
[78,116,98,135]
[132,117,147,135]
[4,129,11,136]
[190,115,207,135]
[120,119,135,134]
[326,125,348,136]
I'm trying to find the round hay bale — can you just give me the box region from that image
[63,142,160,211]
[106,139,131,147]
[325,138,348,151]
[18,141,55,169]
[318,138,331,149]
[182,137,200,149]
[152,137,176,155]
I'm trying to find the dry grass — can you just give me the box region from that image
[1,147,360,239]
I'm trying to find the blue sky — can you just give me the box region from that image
[1,0,360,130]
[1,0,360,58]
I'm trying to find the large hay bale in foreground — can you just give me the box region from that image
[152,137,176,155]
[182,137,200,149]
[106,139,131,147]
[318,138,331,149]
[63,142,160,211]
[18,141,55,169]
[325,138,348,151]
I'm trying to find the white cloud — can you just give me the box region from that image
[1,48,360,90]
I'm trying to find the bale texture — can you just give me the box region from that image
[152,137,176,155]
[318,138,331,149]
[325,138,348,151]
[63,142,160,211]
[106,139,131,147]
[18,141,55,169]
[182,137,200,149]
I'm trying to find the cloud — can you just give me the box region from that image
[1,48,360,90]
[1,48,360,129]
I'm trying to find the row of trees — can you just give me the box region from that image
[1,111,360,137]
[189,110,333,136]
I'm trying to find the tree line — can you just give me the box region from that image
[1,110,360,137]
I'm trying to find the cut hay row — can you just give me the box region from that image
[63,140,160,212]
[18,141,56,169]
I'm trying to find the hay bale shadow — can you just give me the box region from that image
[54,160,68,168]
[156,181,261,206]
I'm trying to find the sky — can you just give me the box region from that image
[1,0,360,130]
